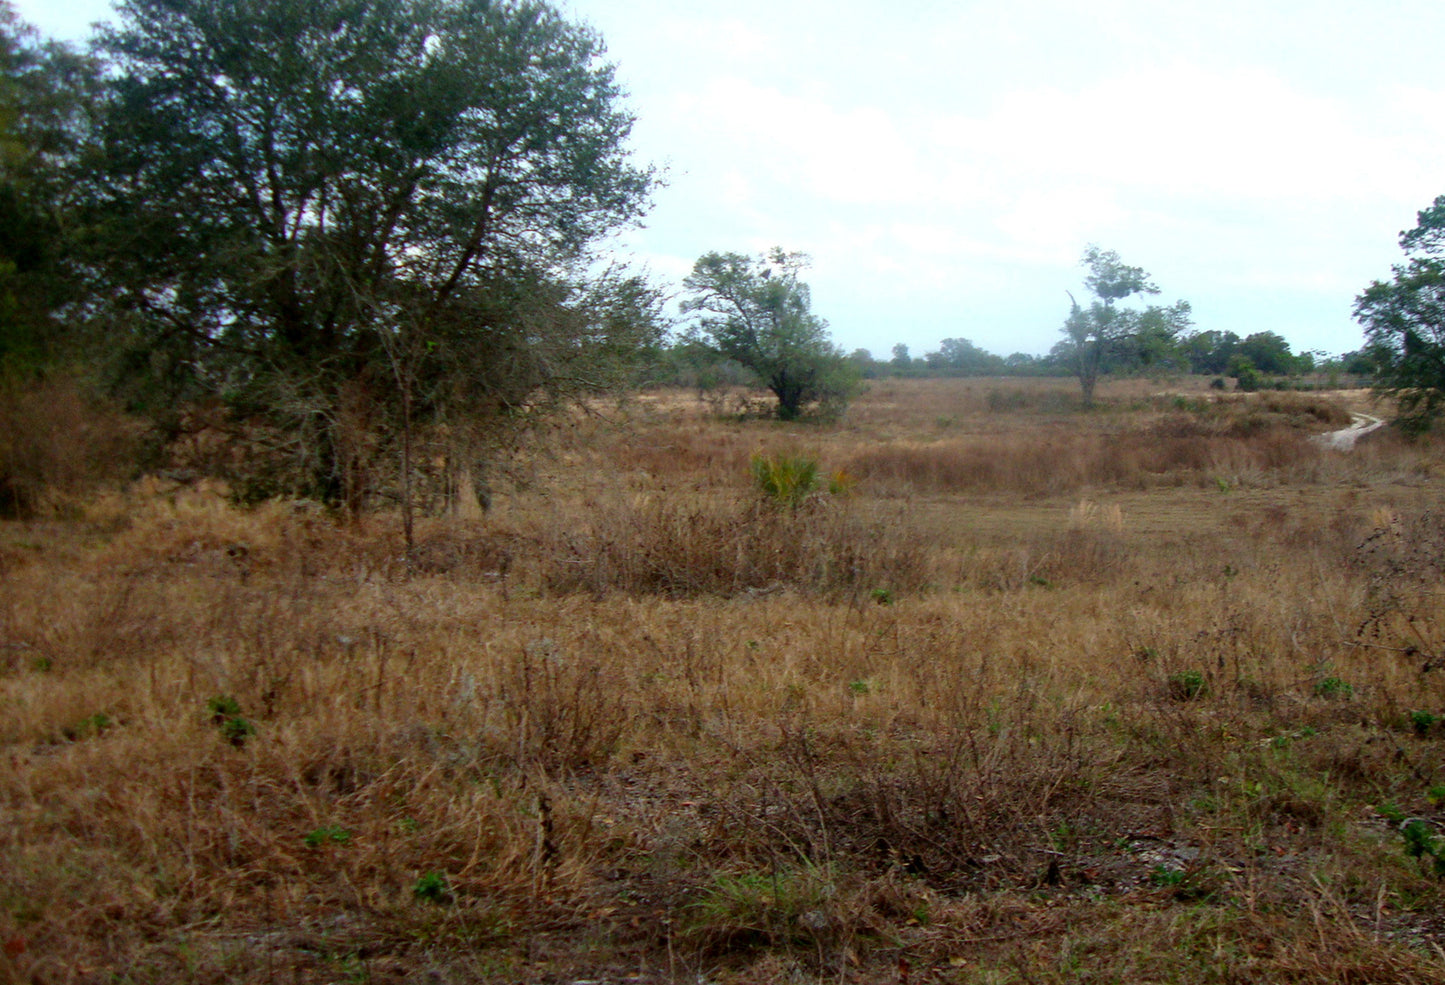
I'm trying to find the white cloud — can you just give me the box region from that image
[939,66,1382,203]
[669,79,935,208]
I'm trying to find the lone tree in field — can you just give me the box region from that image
[90,0,659,511]
[1059,246,1191,404]
[682,248,857,420]
[1355,195,1445,434]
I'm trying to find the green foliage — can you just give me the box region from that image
[1167,670,1207,701]
[1355,194,1445,434]
[219,717,256,746]
[1229,355,1261,392]
[750,453,818,509]
[1313,677,1353,700]
[1149,865,1187,887]
[1401,820,1445,878]
[923,336,1007,375]
[686,867,835,949]
[682,249,860,421]
[1180,330,1241,375]
[1410,710,1438,736]
[207,695,255,747]
[0,7,103,379]
[206,695,241,718]
[91,0,659,506]
[304,826,353,848]
[640,336,753,394]
[1378,802,1408,824]
[62,711,113,740]
[1236,332,1303,376]
[413,871,452,905]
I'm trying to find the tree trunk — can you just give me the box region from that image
[772,373,804,420]
[400,384,414,558]
[447,456,490,519]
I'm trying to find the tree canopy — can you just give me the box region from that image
[1355,195,1445,433]
[0,3,103,377]
[90,0,658,505]
[923,337,1006,376]
[682,248,857,420]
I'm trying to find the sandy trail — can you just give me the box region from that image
[1313,412,1385,450]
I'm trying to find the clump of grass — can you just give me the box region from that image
[1401,821,1445,877]
[304,825,352,848]
[207,695,256,746]
[826,467,856,497]
[985,386,1084,414]
[1149,865,1187,887]
[1381,804,1445,878]
[751,453,819,509]
[413,871,453,904]
[487,637,630,770]
[1167,670,1208,701]
[687,867,829,949]
[61,711,114,741]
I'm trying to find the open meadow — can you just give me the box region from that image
[4,377,1445,984]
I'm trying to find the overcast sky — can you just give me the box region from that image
[16,0,1445,358]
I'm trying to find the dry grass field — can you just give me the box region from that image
[3,377,1445,984]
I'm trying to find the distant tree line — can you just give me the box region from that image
[646,326,1369,392]
[640,246,1374,400]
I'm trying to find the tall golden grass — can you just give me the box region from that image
[1,378,1443,984]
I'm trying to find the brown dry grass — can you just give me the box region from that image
[2,378,1445,984]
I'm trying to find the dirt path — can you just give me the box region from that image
[1314,412,1385,450]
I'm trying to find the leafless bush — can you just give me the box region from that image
[481,636,631,771]
[1352,509,1445,670]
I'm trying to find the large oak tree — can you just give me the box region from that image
[94,0,658,507]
